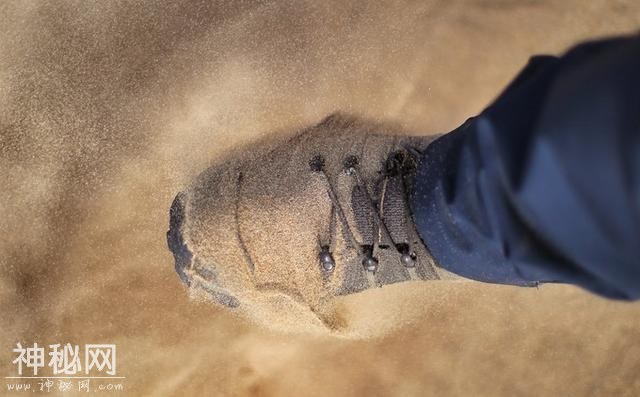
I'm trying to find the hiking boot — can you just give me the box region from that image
[167,113,461,327]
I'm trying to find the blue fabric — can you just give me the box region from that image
[411,35,640,300]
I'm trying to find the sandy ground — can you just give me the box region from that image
[1,1,640,395]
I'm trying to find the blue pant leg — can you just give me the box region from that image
[411,35,640,300]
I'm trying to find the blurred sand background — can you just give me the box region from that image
[1,1,640,395]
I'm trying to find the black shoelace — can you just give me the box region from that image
[310,150,421,274]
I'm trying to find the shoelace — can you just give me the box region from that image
[310,149,420,274]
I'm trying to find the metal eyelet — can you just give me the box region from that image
[343,155,359,175]
[319,246,335,272]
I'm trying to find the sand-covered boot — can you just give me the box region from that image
[167,113,462,329]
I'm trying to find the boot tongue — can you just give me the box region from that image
[350,184,375,245]
[380,172,410,245]
[369,150,418,248]
[347,162,411,247]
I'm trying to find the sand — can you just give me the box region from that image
[1,1,639,395]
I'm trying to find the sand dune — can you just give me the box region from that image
[1,1,640,395]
